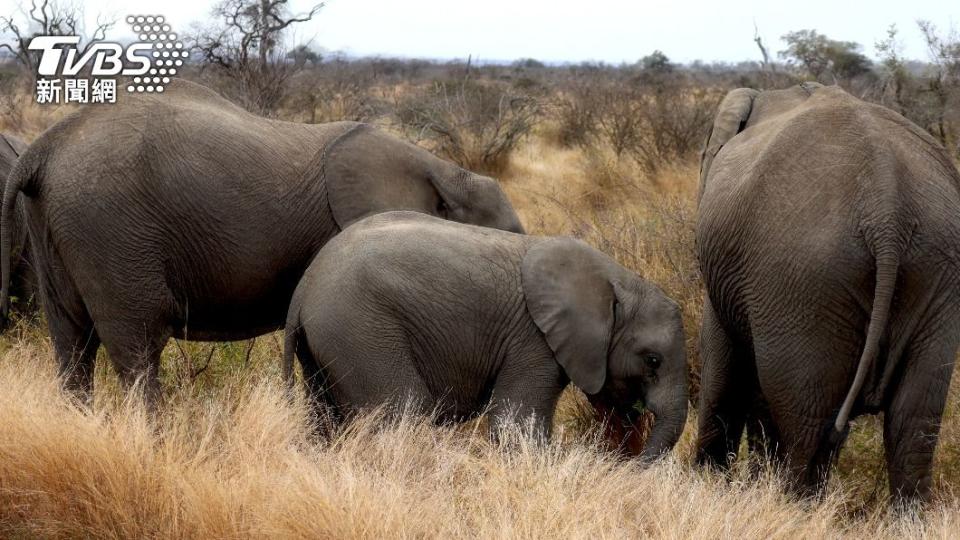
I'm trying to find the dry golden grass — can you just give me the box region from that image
[2,84,960,537]
[1,335,960,539]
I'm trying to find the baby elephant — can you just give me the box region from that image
[283,211,688,460]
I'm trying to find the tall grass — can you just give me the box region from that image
[2,337,960,538]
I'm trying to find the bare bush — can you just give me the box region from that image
[397,78,541,175]
[283,65,383,124]
[626,83,721,175]
[561,77,721,177]
[552,82,600,148]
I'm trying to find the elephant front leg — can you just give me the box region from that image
[696,298,752,469]
[883,336,956,505]
[488,361,565,445]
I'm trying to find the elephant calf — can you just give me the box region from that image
[696,83,960,503]
[283,211,689,460]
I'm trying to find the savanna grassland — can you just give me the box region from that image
[1,56,960,538]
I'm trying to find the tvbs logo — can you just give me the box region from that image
[30,15,187,104]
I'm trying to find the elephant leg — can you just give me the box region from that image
[883,333,956,504]
[696,298,752,469]
[745,392,779,462]
[33,248,100,404]
[762,410,836,497]
[47,306,100,405]
[488,360,565,443]
[69,261,178,413]
[758,343,849,498]
[96,320,172,413]
[295,334,343,435]
[319,331,435,422]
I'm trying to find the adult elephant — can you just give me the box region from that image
[1,80,524,405]
[284,212,689,461]
[695,83,960,503]
[0,133,36,317]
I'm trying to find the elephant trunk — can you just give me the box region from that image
[589,378,688,462]
[639,385,689,464]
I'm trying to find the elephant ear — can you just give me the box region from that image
[699,88,759,196]
[522,238,616,395]
[325,124,444,229]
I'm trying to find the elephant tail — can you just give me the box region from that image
[0,149,38,321]
[833,250,900,434]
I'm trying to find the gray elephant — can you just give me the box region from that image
[695,83,960,503]
[0,133,36,318]
[0,80,523,405]
[282,211,689,460]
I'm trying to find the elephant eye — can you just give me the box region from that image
[643,353,662,369]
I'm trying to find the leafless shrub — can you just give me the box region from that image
[595,83,645,159]
[397,78,541,175]
[551,87,593,148]
[561,78,721,177]
[283,66,383,124]
[626,84,722,176]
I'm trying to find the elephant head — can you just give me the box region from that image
[522,238,688,462]
[324,124,524,233]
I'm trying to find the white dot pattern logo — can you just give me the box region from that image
[126,15,185,93]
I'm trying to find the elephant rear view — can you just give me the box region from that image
[695,83,960,503]
[0,79,523,406]
[283,211,689,461]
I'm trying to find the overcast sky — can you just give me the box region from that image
[5,0,957,64]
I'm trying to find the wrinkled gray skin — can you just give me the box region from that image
[0,80,523,406]
[0,134,35,318]
[695,83,960,503]
[283,212,689,461]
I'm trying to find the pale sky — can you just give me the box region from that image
[3,0,957,64]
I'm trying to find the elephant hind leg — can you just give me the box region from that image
[760,355,849,498]
[33,245,100,404]
[771,415,842,499]
[745,393,780,464]
[47,305,100,406]
[883,332,957,504]
[295,335,343,435]
[695,298,754,469]
[95,319,172,413]
[308,323,436,424]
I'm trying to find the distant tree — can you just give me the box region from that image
[917,20,960,154]
[512,58,545,70]
[875,24,910,114]
[193,0,324,113]
[287,43,320,69]
[0,0,115,76]
[640,50,673,74]
[641,50,672,72]
[779,29,871,82]
[753,23,773,71]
